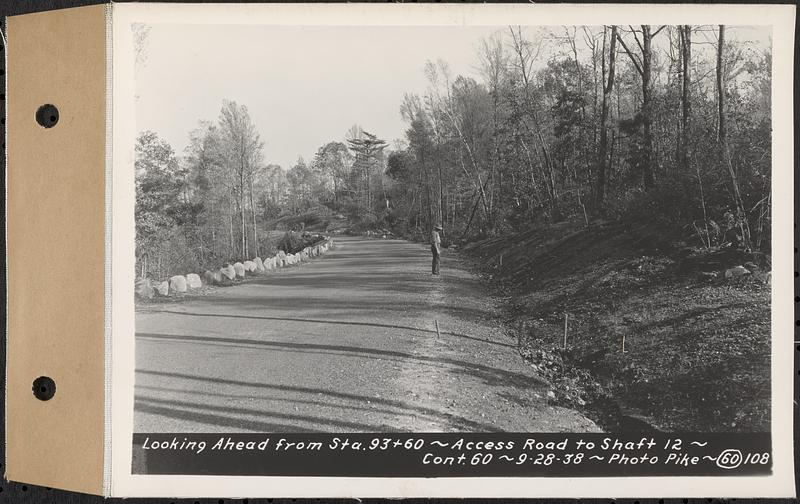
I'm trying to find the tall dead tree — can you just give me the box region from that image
[717,26,726,147]
[249,167,259,257]
[616,25,665,189]
[677,25,709,247]
[478,34,507,229]
[679,25,692,172]
[509,26,559,219]
[219,100,263,259]
[425,61,491,226]
[716,24,751,250]
[596,25,617,208]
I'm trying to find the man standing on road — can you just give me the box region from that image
[431,224,442,276]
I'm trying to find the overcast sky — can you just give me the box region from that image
[135,24,770,169]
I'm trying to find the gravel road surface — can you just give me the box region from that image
[134,236,599,433]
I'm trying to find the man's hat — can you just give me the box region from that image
[434,224,443,230]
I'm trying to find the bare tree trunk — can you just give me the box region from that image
[676,25,709,247]
[597,25,617,208]
[584,26,600,148]
[451,193,457,230]
[366,164,372,219]
[518,136,545,208]
[567,28,587,135]
[414,165,424,230]
[510,26,559,219]
[641,25,655,189]
[461,175,492,239]
[249,174,258,258]
[680,25,692,172]
[240,196,247,258]
[490,64,500,229]
[436,137,444,227]
[439,102,490,221]
[210,198,216,257]
[238,149,247,258]
[617,25,663,189]
[717,25,726,146]
[228,187,235,258]
[421,149,433,229]
[717,24,751,250]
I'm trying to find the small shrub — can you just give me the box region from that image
[276,231,305,254]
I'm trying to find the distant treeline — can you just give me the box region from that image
[136,25,771,278]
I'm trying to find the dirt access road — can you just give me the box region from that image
[135,236,598,433]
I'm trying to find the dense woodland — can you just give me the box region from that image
[136,25,771,279]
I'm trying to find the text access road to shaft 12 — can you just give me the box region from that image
[133,433,772,477]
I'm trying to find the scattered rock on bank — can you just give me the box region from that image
[697,271,718,281]
[465,222,770,432]
[724,265,751,278]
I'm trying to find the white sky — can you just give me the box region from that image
[135,24,502,168]
[135,24,770,169]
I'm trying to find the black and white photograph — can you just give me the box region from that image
[119,4,791,491]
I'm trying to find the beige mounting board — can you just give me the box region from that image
[6,4,107,496]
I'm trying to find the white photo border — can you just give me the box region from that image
[110,2,795,498]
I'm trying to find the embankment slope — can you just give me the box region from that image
[464,220,770,432]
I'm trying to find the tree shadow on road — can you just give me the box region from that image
[150,309,515,349]
[134,369,504,432]
[135,395,390,431]
[137,383,446,422]
[137,331,536,389]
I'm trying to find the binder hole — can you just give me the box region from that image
[35,104,59,128]
[32,376,56,401]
